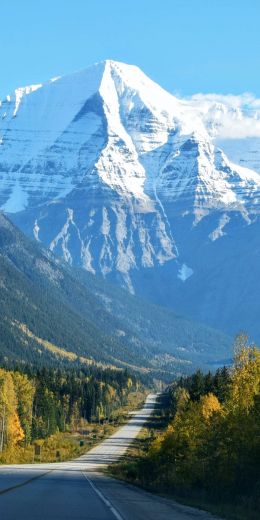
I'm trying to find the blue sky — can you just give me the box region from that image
[1,0,259,99]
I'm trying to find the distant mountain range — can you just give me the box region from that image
[0,59,259,343]
[0,212,231,375]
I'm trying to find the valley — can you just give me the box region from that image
[0,212,231,373]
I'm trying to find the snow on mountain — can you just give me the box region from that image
[0,60,260,340]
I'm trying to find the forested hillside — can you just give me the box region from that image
[0,212,232,373]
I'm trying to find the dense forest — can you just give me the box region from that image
[0,363,140,461]
[115,335,260,519]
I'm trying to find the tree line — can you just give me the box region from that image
[0,364,139,456]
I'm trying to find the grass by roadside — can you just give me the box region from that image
[162,495,260,520]
[0,426,115,465]
[0,390,148,465]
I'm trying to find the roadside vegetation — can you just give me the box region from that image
[0,364,146,464]
[110,335,260,520]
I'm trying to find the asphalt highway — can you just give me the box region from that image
[0,394,221,519]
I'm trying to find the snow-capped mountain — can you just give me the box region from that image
[0,60,260,340]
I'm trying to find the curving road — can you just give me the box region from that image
[0,394,221,520]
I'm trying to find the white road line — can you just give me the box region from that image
[82,472,124,520]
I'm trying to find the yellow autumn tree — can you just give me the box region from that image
[0,369,24,451]
[200,393,222,420]
[229,340,260,413]
[12,372,35,445]
[8,411,24,445]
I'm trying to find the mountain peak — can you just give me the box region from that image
[1,60,259,215]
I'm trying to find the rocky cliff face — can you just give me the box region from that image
[1,60,260,338]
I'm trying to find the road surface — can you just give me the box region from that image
[0,394,221,519]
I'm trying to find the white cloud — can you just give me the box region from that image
[181,92,260,139]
